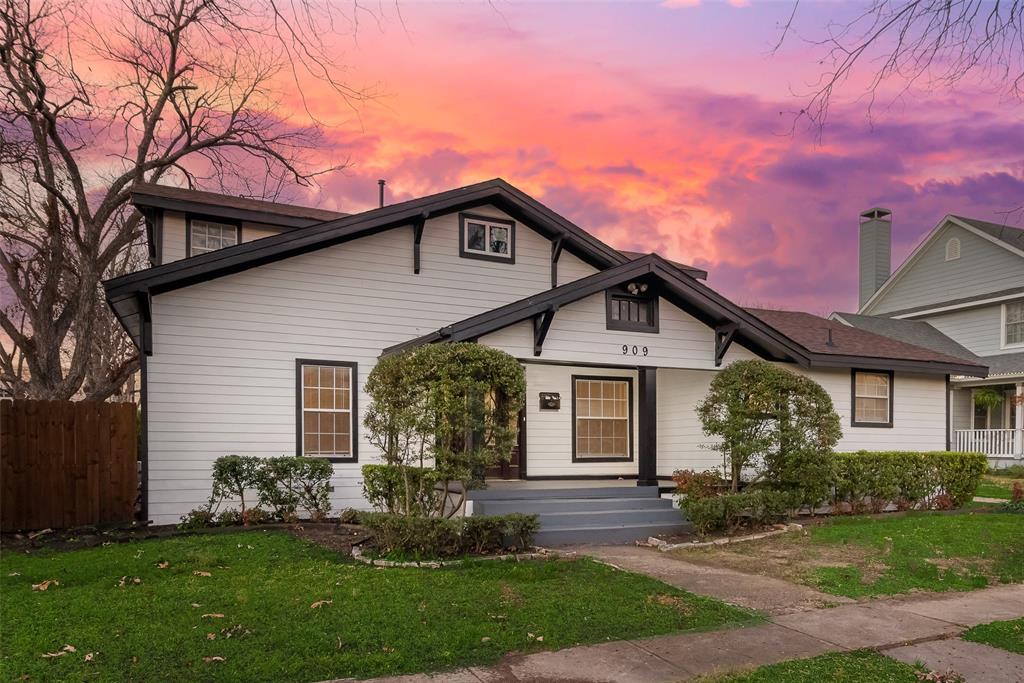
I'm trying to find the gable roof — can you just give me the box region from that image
[830,312,981,364]
[384,254,986,376]
[132,182,348,227]
[859,214,1024,315]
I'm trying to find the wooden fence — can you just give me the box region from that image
[1,399,138,532]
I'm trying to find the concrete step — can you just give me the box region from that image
[535,521,690,546]
[537,507,683,529]
[476,496,669,515]
[469,485,656,501]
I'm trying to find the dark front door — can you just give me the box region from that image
[485,408,526,480]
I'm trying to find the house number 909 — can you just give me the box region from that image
[622,345,649,356]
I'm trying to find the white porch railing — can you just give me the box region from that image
[954,429,1023,458]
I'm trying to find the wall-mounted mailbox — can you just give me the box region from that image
[539,392,561,410]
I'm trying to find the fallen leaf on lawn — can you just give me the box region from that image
[32,579,58,591]
[41,644,76,658]
[202,656,226,663]
[190,603,201,608]
[310,599,333,609]
[8,572,20,576]
[157,561,169,569]
[27,528,52,540]
[131,656,138,664]
[84,652,96,662]
[527,632,535,639]
[536,636,544,642]
[382,647,395,653]
[117,576,142,587]
[481,637,491,642]
[201,613,225,619]
[336,636,344,650]
[206,633,216,640]
[193,571,212,577]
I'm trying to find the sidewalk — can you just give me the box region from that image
[345,582,1024,683]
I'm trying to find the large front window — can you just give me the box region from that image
[297,360,357,461]
[1004,302,1024,347]
[852,370,893,427]
[573,377,631,460]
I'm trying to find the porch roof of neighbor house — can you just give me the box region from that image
[830,312,982,363]
[384,254,988,377]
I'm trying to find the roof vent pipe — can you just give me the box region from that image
[826,328,835,347]
[378,179,386,208]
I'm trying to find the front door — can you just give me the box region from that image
[484,408,526,479]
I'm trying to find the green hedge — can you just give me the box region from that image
[361,464,445,516]
[834,451,987,511]
[679,489,799,535]
[359,511,540,558]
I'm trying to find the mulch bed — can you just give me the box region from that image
[0,520,371,556]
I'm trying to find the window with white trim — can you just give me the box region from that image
[945,238,960,261]
[189,219,239,256]
[459,213,514,262]
[852,370,893,427]
[298,361,356,460]
[1004,302,1024,347]
[574,377,631,460]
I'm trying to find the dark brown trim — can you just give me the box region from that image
[551,237,564,288]
[185,214,242,258]
[412,216,426,274]
[132,189,341,229]
[571,374,635,463]
[139,353,149,522]
[524,474,639,481]
[605,286,659,333]
[636,366,658,486]
[518,406,527,479]
[295,359,359,463]
[850,368,895,428]
[458,212,516,264]
[533,306,557,357]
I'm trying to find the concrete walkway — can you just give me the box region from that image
[344,583,1024,683]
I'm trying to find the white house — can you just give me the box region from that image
[834,208,1024,467]
[105,180,985,541]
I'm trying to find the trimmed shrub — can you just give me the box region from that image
[359,511,540,558]
[361,463,445,516]
[671,469,723,500]
[679,489,799,535]
[833,451,986,511]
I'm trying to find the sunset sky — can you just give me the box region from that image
[139,1,1024,313]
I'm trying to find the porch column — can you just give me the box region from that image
[1017,383,1024,458]
[637,366,658,487]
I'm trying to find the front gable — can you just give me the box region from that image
[862,219,1024,316]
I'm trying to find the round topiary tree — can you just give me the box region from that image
[363,342,526,517]
[697,359,842,507]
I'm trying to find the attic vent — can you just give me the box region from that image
[945,237,961,261]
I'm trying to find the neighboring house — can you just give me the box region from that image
[834,209,1024,467]
[104,180,983,540]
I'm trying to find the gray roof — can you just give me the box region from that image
[831,312,982,364]
[954,215,1024,253]
[982,352,1024,378]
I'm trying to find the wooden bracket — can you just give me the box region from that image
[412,215,426,274]
[550,236,565,288]
[533,305,558,356]
[714,322,738,367]
[136,289,153,356]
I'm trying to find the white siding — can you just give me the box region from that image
[478,292,759,369]
[655,367,948,477]
[146,207,565,524]
[557,251,598,286]
[159,212,288,263]
[521,364,639,477]
[918,300,1021,357]
[867,224,1024,315]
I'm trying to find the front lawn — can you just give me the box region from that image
[693,650,920,682]
[976,474,1021,500]
[0,530,756,682]
[962,618,1024,655]
[674,511,1024,598]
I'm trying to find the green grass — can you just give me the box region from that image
[678,510,1024,599]
[976,480,1013,499]
[962,618,1024,655]
[0,530,757,682]
[807,512,1024,598]
[694,650,920,682]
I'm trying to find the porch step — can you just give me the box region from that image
[468,485,654,501]
[469,485,690,545]
[476,497,668,515]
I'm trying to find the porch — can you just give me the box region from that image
[954,429,1024,461]
[952,381,1024,465]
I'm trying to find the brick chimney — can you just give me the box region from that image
[858,207,892,308]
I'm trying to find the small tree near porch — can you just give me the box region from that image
[362,343,526,517]
[697,359,841,506]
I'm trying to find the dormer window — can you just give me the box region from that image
[945,238,961,261]
[606,283,658,333]
[188,217,240,256]
[459,213,515,263]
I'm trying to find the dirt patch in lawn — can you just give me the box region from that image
[286,522,371,555]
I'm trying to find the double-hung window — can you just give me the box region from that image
[1003,302,1024,348]
[188,218,239,256]
[851,370,893,427]
[459,213,515,262]
[297,360,357,461]
[573,376,632,461]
